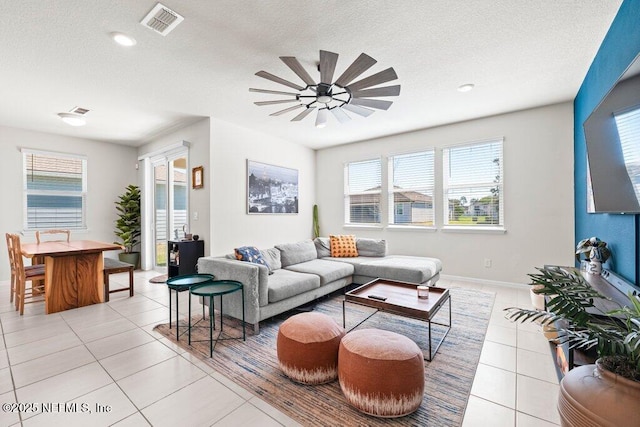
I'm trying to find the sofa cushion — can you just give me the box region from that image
[276,240,317,267]
[356,238,387,257]
[330,235,358,257]
[268,269,320,303]
[260,247,282,271]
[355,256,442,284]
[314,237,331,258]
[285,259,354,286]
[235,246,270,269]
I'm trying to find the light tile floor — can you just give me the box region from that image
[0,272,559,426]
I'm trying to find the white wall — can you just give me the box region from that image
[209,118,316,256]
[316,102,575,284]
[137,118,211,268]
[0,126,137,280]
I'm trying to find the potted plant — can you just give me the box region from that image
[575,236,611,274]
[114,184,141,268]
[505,266,640,425]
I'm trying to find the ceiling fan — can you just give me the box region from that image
[250,50,400,128]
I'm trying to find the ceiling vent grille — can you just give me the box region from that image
[70,106,89,115]
[140,3,184,36]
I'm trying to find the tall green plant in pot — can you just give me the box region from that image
[114,184,141,268]
[505,266,640,425]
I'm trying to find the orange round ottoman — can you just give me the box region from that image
[338,329,424,418]
[277,312,345,384]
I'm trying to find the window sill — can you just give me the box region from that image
[386,225,437,232]
[442,226,506,234]
[343,224,383,230]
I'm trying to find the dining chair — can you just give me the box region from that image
[5,233,17,305]
[35,229,70,244]
[10,234,46,314]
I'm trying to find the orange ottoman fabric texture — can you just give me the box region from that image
[338,328,425,418]
[277,312,345,384]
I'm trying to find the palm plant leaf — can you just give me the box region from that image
[504,266,640,377]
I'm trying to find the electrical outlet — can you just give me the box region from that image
[484,258,492,268]
[193,211,199,221]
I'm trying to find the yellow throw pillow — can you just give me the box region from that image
[329,235,359,258]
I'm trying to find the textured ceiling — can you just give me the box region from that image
[0,1,623,149]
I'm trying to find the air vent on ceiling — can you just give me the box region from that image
[70,106,89,115]
[140,3,184,36]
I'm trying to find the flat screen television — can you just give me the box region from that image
[584,54,640,213]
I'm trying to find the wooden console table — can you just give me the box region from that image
[21,240,123,313]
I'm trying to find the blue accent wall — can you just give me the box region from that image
[574,0,640,283]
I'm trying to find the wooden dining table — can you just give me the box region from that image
[21,240,123,314]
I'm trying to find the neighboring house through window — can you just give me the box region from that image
[388,150,435,226]
[344,158,382,224]
[22,149,87,230]
[442,139,503,227]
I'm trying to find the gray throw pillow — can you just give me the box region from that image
[314,237,331,258]
[260,247,282,272]
[356,238,387,257]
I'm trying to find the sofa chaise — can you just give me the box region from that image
[197,237,442,333]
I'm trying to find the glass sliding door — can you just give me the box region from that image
[152,153,188,271]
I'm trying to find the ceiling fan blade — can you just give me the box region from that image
[330,107,351,124]
[346,68,398,92]
[255,71,305,91]
[291,106,316,121]
[352,85,401,98]
[319,50,339,84]
[342,103,375,117]
[315,108,328,128]
[249,88,299,96]
[334,53,377,87]
[350,98,393,110]
[254,99,299,106]
[280,56,316,86]
[270,104,304,116]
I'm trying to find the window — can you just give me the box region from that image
[443,139,503,227]
[615,106,640,204]
[344,159,381,224]
[388,150,434,226]
[23,149,87,230]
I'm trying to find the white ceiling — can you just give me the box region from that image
[0,1,623,150]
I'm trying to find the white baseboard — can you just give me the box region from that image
[440,274,528,290]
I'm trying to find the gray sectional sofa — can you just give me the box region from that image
[197,237,442,333]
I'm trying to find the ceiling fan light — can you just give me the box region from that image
[58,112,86,127]
[315,109,328,128]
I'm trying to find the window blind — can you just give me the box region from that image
[388,150,434,226]
[614,106,640,203]
[443,139,503,226]
[344,158,381,224]
[23,150,87,230]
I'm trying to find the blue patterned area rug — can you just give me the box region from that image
[155,286,495,426]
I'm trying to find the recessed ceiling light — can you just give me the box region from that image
[457,84,475,93]
[111,32,137,47]
[58,113,86,127]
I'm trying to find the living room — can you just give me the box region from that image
[1,1,639,426]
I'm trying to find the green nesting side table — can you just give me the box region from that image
[189,280,246,357]
[165,273,215,341]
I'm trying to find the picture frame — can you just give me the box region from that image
[192,166,204,189]
[247,160,298,214]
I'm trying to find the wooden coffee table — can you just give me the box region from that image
[342,278,451,361]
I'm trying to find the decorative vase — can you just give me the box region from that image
[530,284,545,310]
[587,260,602,275]
[557,359,640,426]
[118,252,140,269]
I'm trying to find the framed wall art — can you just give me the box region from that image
[192,166,204,189]
[247,160,298,214]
